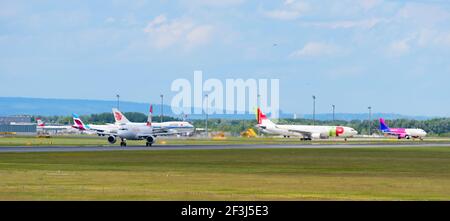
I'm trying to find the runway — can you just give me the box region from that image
[0,143,449,153]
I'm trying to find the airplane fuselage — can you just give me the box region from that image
[260,124,358,139]
[382,128,427,139]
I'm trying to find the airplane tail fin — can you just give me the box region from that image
[379,118,390,132]
[147,105,153,126]
[256,107,275,126]
[72,113,88,130]
[36,118,45,127]
[112,108,130,124]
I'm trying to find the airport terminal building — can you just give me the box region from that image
[0,116,36,135]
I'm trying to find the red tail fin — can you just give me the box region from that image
[147,104,153,126]
[257,108,268,124]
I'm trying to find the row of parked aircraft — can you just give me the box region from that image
[255,108,427,141]
[37,106,427,146]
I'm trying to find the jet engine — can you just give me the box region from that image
[108,136,117,144]
[146,136,155,144]
[311,133,329,139]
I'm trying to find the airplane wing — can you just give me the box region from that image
[93,130,117,136]
[286,128,312,136]
[382,131,400,136]
[136,129,186,138]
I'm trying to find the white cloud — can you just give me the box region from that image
[186,0,244,7]
[417,29,450,48]
[143,15,213,49]
[396,3,450,26]
[186,25,214,48]
[360,0,382,11]
[387,39,410,56]
[300,18,388,29]
[290,42,341,57]
[264,0,309,20]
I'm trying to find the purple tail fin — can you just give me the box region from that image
[379,118,390,132]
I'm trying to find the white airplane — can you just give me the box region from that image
[111,106,195,147]
[36,118,76,133]
[256,108,358,140]
[112,108,195,136]
[71,114,118,136]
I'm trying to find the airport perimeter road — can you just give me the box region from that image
[0,143,449,153]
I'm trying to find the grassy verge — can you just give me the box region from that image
[0,147,449,200]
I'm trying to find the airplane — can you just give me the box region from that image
[112,108,195,136]
[112,105,193,147]
[71,114,118,136]
[379,118,427,140]
[256,107,358,140]
[36,118,76,133]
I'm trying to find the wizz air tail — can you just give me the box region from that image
[112,108,130,124]
[256,107,276,127]
[379,118,390,132]
[72,113,88,130]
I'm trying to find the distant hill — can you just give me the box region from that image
[0,97,436,120]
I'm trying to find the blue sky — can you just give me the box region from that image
[1,0,450,116]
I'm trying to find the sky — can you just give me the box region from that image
[1,0,450,116]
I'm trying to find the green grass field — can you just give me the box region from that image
[1,146,450,200]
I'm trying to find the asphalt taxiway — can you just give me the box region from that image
[0,143,449,153]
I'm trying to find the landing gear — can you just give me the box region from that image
[344,138,348,142]
[301,137,312,141]
[120,138,127,147]
[146,142,152,147]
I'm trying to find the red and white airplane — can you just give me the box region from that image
[256,107,358,140]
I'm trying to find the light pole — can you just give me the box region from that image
[205,94,209,137]
[312,95,316,125]
[116,94,120,110]
[257,94,261,109]
[160,94,164,123]
[332,104,335,122]
[368,106,372,136]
